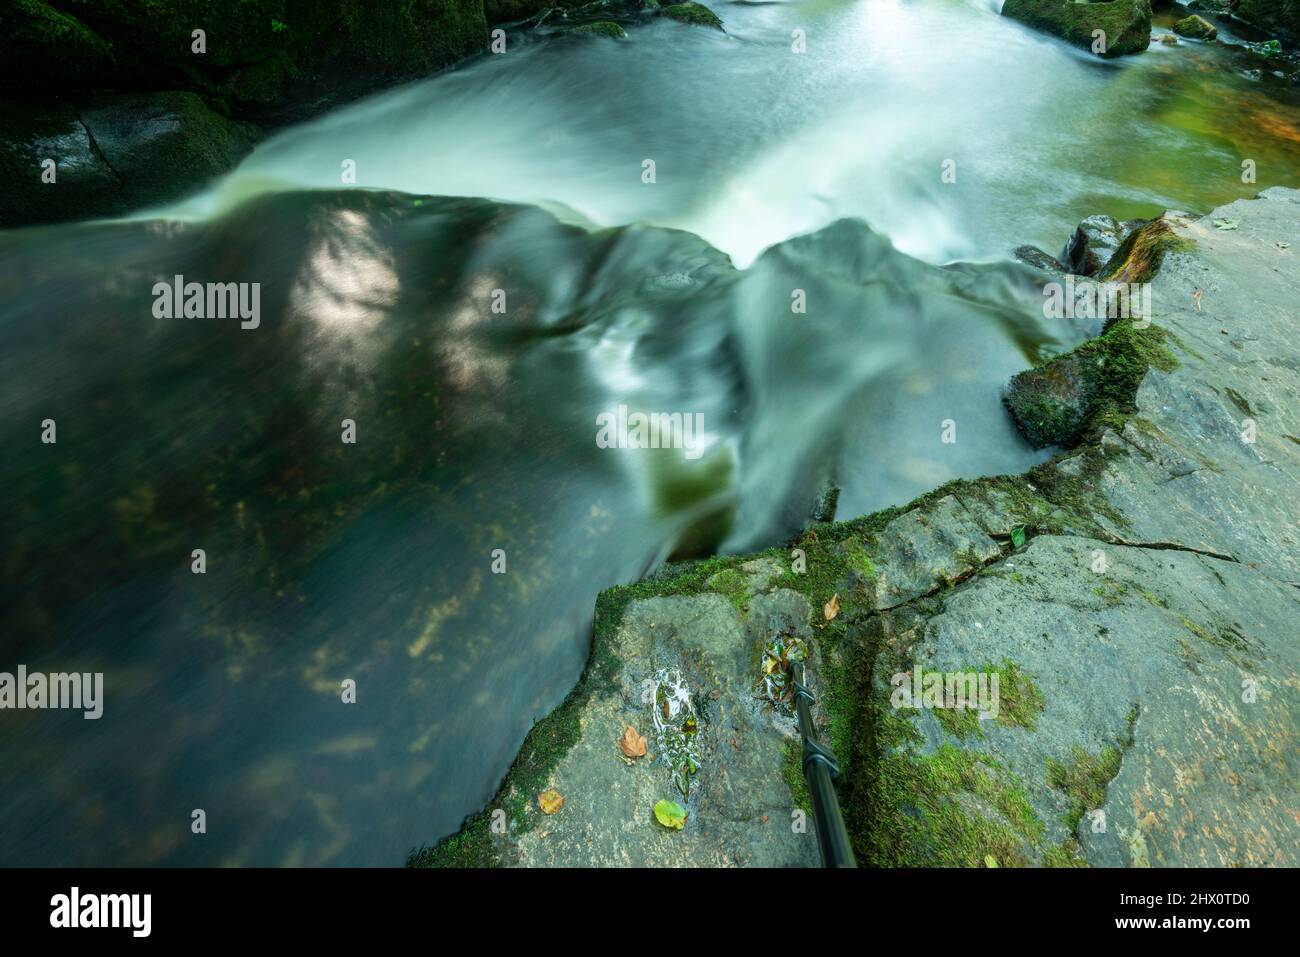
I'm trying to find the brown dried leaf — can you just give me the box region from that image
[823,592,841,621]
[619,725,647,758]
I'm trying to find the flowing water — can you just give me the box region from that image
[2,0,1298,865]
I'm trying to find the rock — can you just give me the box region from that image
[660,2,725,30]
[871,496,1002,608]
[1004,352,1096,448]
[1014,245,1065,272]
[0,0,488,226]
[0,91,260,227]
[1187,0,1232,13]
[4,1,488,119]
[1155,32,1180,44]
[80,92,262,207]
[1001,0,1153,58]
[562,21,630,39]
[0,0,115,92]
[1174,13,1219,39]
[417,585,823,867]
[1232,0,1300,43]
[417,189,1300,868]
[1060,214,1137,277]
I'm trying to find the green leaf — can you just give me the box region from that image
[984,854,999,868]
[653,799,687,830]
[1011,525,1026,549]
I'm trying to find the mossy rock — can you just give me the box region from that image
[563,21,629,39]
[1173,14,1218,39]
[660,2,724,30]
[0,0,116,91]
[1232,0,1299,42]
[1001,0,1153,57]
[1004,353,1095,448]
[5,1,488,120]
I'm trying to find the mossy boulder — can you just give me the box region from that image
[1173,13,1219,39]
[4,1,488,120]
[0,0,116,91]
[0,90,260,227]
[485,0,589,22]
[1001,0,1153,57]
[1232,0,1300,43]
[1004,352,1097,448]
[563,20,630,39]
[660,2,724,29]
[0,0,489,226]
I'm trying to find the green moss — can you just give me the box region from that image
[1005,312,1181,449]
[868,729,1045,867]
[706,567,751,614]
[934,703,984,740]
[988,659,1046,731]
[1223,387,1256,417]
[1044,840,1089,867]
[660,2,724,29]
[1000,0,1153,58]
[1047,745,1123,835]
[565,21,628,39]
[1045,707,1136,854]
[782,739,813,815]
[1173,14,1218,39]
[1100,219,1196,285]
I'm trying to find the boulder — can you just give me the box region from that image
[1174,13,1219,39]
[1232,0,1300,43]
[562,20,630,39]
[1001,0,1153,57]
[660,2,725,29]
[0,0,489,226]
[0,91,260,228]
[1060,214,1138,276]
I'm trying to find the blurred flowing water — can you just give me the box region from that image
[2,0,1298,865]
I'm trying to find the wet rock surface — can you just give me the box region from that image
[425,190,1300,867]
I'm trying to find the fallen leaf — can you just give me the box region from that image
[654,799,687,830]
[619,725,647,758]
[1011,525,1026,549]
[823,592,841,621]
[984,855,999,868]
[538,788,564,815]
[1213,218,1240,230]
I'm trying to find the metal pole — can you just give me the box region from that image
[792,660,857,868]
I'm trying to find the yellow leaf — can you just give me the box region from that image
[984,855,999,868]
[823,592,841,621]
[538,788,564,814]
[619,725,647,758]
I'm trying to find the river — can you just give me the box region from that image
[1,0,1297,865]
